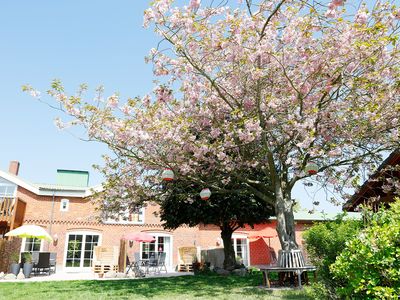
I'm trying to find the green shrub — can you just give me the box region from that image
[303,214,362,298]
[331,199,400,299]
[304,282,331,300]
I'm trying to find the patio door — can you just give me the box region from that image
[232,235,249,266]
[64,231,101,272]
[141,234,172,268]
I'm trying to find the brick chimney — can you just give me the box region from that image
[9,161,20,176]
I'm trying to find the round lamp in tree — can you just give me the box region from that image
[200,188,211,200]
[162,169,174,181]
[305,162,319,175]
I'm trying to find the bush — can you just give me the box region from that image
[331,199,400,299]
[303,214,362,298]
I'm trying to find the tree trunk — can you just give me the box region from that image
[274,182,298,250]
[220,224,236,271]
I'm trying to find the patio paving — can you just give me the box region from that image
[0,270,194,283]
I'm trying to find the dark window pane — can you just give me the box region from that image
[85,243,92,251]
[83,260,91,267]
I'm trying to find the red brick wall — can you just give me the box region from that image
[17,187,98,223]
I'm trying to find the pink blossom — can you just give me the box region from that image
[355,11,369,24]
[189,0,201,11]
[106,94,119,108]
[325,6,337,18]
[332,0,344,6]
[29,89,41,99]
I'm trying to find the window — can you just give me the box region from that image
[65,232,100,269]
[24,238,41,252]
[60,199,69,212]
[129,208,144,223]
[231,235,249,266]
[103,207,145,224]
[0,177,17,198]
[141,234,172,267]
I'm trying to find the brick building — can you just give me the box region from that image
[1,161,348,273]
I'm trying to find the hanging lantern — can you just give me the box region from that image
[200,188,211,200]
[161,169,174,181]
[305,162,318,175]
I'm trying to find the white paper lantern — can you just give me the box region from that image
[200,188,211,200]
[305,162,318,175]
[161,169,174,181]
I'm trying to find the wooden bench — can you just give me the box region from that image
[258,250,317,288]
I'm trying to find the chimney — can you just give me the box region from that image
[9,161,20,176]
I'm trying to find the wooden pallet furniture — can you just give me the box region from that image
[259,250,317,288]
[177,247,197,272]
[93,246,119,276]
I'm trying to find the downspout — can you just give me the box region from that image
[47,190,56,250]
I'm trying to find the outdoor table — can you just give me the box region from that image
[259,265,317,288]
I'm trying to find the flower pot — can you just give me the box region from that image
[23,263,33,278]
[10,263,21,276]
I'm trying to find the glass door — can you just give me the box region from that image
[232,237,249,266]
[141,234,172,267]
[65,232,100,271]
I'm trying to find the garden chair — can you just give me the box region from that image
[126,252,145,277]
[157,252,167,273]
[147,252,159,274]
[49,252,57,274]
[33,252,51,276]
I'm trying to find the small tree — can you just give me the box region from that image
[159,179,273,270]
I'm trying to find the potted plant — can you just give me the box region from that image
[9,252,20,276]
[22,252,34,278]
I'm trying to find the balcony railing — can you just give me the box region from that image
[0,197,16,224]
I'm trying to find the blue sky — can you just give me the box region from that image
[0,0,343,212]
[0,1,157,185]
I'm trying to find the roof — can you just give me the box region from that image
[271,211,361,221]
[343,150,400,211]
[0,169,99,198]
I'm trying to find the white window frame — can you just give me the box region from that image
[140,232,173,267]
[103,207,145,225]
[21,237,44,253]
[60,198,69,212]
[63,230,102,272]
[231,233,250,266]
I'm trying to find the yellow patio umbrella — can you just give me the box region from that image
[5,225,53,242]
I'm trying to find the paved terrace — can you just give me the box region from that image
[0,271,194,283]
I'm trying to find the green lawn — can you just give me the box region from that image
[0,273,312,300]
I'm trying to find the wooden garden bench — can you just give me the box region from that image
[258,250,317,288]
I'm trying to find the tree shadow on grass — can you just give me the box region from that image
[80,274,261,298]
[1,273,310,299]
